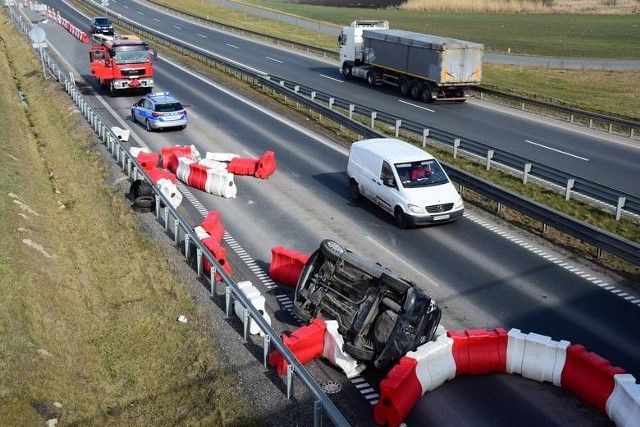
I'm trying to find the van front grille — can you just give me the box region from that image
[426,203,453,213]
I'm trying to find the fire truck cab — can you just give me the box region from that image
[89,34,155,95]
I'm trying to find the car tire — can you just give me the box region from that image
[320,239,344,261]
[131,109,137,123]
[133,195,155,212]
[343,341,375,361]
[130,179,154,200]
[394,207,408,229]
[145,119,153,132]
[349,179,360,201]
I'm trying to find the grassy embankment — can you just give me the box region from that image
[0,13,253,425]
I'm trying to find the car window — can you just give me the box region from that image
[396,160,448,188]
[155,102,183,113]
[380,161,394,181]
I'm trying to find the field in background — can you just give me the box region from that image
[0,13,251,425]
[400,0,640,14]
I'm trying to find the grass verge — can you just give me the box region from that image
[0,13,253,425]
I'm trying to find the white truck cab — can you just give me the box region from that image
[347,138,464,228]
[338,20,388,77]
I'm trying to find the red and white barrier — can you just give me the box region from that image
[205,169,236,198]
[268,246,310,288]
[156,178,182,208]
[410,326,456,393]
[205,152,239,162]
[506,328,569,385]
[607,374,640,427]
[233,281,272,336]
[268,318,326,375]
[322,320,365,378]
[201,211,225,242]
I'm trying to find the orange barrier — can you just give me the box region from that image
[561,344,625,414]
[161,145,195,172]
[146,167,176,184]
[448,328,507,375]
[136,151,160,172]
[268,246,310,288]
[374,356,422,427]
[268,318,326,375]
[227,157,258,175]
[187,163,208,191]
[201,211,225,243]
[255,151,277,179]
[202,237,232,280]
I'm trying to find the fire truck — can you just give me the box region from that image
[89,34,155,95]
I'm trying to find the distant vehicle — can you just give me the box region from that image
[90,16,114,35]
[131,92,188,131]
[293,239,442,370]
[89,34,155,95]
[338,20,483,102]
[347,138,464,228]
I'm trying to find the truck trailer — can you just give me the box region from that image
[338,20,484,102]
[89,34,155,96]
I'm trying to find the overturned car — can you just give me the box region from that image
[292,239,441,370]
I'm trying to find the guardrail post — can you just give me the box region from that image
[225,287,232,318]
[370,111,377,129]
[310,91,316,101]
[395,119,401,137]
[589,118,594,129]
[453,138,461,159]
[184,234,191,259]
[242,308,250,341]
[196,248,203,277]
[329,98,334,110]
[422,129,430,147]
[349,104,355,119]
[314,400,323,427]
[486,150,494,170]
[210,266,217,295]
[570,113,575,124]
[616,196,626,221]
[174,219,180,245]
[164,208,170,230]
[523,163,532,184]
[263,335,271,367]
[294,85,299,93]
[565,178,575,201]
[631,128,635,138]
[155,196,161,218]
[608,123,613,133]
[286,364,295,399]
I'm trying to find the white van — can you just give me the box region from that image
[347,138,464,228]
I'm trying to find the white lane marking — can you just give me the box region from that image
[398,99,435,113]
[153,18,160,22]
[227,43,240,49]
[525,139,590,161]
[197,33,207,38]
[266,56,283,63]
[173,25,182,30]
[320,74,343,83]
[365,236,440,288]
[465,213,640,307]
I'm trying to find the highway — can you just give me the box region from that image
[26,1,640,425]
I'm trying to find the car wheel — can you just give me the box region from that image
[343,341,375,361]
[349,179,360,201]
[131,109,137,123]
[130,179,153,200]
[320,239,344,261]
[145,119,153,132]
[133,195,155,212]
[394,207,408,229]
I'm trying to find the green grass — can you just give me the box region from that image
[0,13,253,425]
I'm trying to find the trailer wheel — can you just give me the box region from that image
[399,78,410,97]
[409,81,421,99]
[342,64,352,79]
[367,71,376,86]
[420,84,434,103]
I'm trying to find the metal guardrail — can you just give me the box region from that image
[8,5,350,427]
[75,0,640,266]
[140,0,640,139]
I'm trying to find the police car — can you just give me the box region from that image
[131,92,188,131]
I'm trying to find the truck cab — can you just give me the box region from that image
[338,20,388,78]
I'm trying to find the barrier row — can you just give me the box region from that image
[374,327,640,427]
[28,2,89,44]
[194,211,232,280]
[268,246,310,288]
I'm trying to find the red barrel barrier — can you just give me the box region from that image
[136,151,160,172]
[268,318,326,375]
[146,167,176,184]
[255,151,277,179]
[448,328,507,376]
[202,237,232,280]
[268,246,310,288]
[227,157,258,175]
[561,344,625,414]
[187,163,208,191]
[201,211,225,243]
[374,357,422,427]
[161,146,194,172]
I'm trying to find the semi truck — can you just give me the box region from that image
[338,20,484,102]
[89,34,155,95]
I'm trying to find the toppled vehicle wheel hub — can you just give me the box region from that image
[293,239,441,370]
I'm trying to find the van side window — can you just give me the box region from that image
[381,161,394,181]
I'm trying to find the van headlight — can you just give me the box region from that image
[454,197,464,209]
[407,204,425,214]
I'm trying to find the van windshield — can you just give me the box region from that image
[395,159,449,188]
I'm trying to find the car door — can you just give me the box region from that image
[374,160,398,214]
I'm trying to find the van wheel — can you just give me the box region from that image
[394,208,408,229]
[320,239,344,261]
[349,179,360,201]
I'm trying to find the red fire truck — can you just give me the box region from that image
[89,34,155,95]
